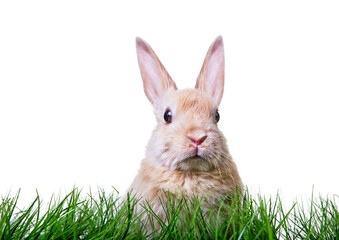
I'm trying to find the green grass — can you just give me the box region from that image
[0,188,338,239]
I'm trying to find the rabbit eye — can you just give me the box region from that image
[215,110,220,123]
[164,109,172,123]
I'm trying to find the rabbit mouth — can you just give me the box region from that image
[186,155,204,161]
[183,151,207,163]
[178,155,214,171]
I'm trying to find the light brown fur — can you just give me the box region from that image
[129,36,243,231]
[130,156,242,208]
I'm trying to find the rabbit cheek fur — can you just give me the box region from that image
[128,36,243,227]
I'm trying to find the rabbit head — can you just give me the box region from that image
[136,36,232,172]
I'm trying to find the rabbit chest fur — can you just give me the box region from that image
[130,158,242,205]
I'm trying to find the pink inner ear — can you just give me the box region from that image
[205,38,225,105]
[136,37,177,104]
[195,36,225,105]
[136,38,163,103]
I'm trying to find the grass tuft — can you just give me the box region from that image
[0,188,337,239]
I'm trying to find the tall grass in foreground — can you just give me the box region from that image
[0,188,338,239]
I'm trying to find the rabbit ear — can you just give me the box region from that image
[136,37,177,104]
[195,36,225,105]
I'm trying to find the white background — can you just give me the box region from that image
[0,0,338,207]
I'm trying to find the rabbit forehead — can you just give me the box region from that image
[166,88,215,114]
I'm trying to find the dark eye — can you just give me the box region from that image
[215,110,220,123]
[164,109,172,123]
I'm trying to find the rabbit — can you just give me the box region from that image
[128,36,243,232]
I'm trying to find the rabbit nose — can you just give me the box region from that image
[188,135,207,146]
